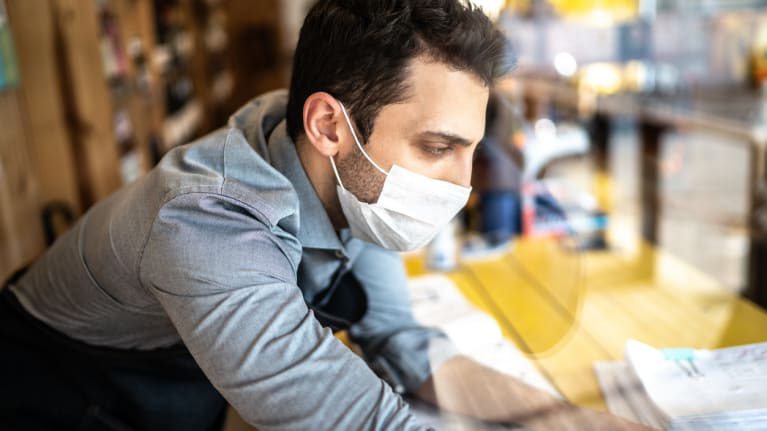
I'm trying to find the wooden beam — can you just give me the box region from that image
[53,0,121,207]
[0,90,45,280]
[6,0,81,215]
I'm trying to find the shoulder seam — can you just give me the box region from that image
[220,127,234,193]
[136,191,299,292]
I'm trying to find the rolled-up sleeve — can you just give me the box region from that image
[139,193,424,430]
[348,244,459,394]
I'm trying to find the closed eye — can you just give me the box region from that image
[420,143,453,157]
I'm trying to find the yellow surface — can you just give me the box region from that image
[505,0,637,17]
[404,236,767,411]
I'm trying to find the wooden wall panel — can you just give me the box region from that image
[6,0,81,215]
[53,0,121,206]
[0,90,44,281]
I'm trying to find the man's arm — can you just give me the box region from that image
[416,355,652,430]
[140,193,423,430]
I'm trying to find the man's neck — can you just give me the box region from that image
[295,137,347,231]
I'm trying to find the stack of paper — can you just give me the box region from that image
[594,339,767,431]
[592,360,667,430]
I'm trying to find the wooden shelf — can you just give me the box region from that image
[0,0,306,258]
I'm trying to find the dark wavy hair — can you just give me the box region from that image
[286,0,513,143]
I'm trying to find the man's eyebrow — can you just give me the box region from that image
[415,131,475,147]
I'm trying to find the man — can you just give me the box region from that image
[1,0,647,429]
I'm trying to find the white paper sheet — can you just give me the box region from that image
[407,275,560,397]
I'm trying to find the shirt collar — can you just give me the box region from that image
[268,121,345,252]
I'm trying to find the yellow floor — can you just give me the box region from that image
[403,234,767,411]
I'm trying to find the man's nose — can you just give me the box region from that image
[450,154,473,188]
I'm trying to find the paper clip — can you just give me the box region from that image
[663,348,704,378]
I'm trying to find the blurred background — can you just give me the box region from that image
[1,0,766,309]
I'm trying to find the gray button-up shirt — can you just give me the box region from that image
[11,90,456,430]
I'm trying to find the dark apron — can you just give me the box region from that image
[308,263,368,332]
[0,269,227,431]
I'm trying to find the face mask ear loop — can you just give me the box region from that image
[329,155,346,190]
[337,101,389,177]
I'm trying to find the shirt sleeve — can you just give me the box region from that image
[348,243,460,394]
[139,192,425,430]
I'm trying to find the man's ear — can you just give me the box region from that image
[302,92,343,157]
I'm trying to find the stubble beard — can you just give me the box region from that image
[336,143,386,204]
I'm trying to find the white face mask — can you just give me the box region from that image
[329,101,471,251]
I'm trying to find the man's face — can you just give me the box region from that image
[336,56,489,204]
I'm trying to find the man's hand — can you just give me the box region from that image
[416,355,653,431]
